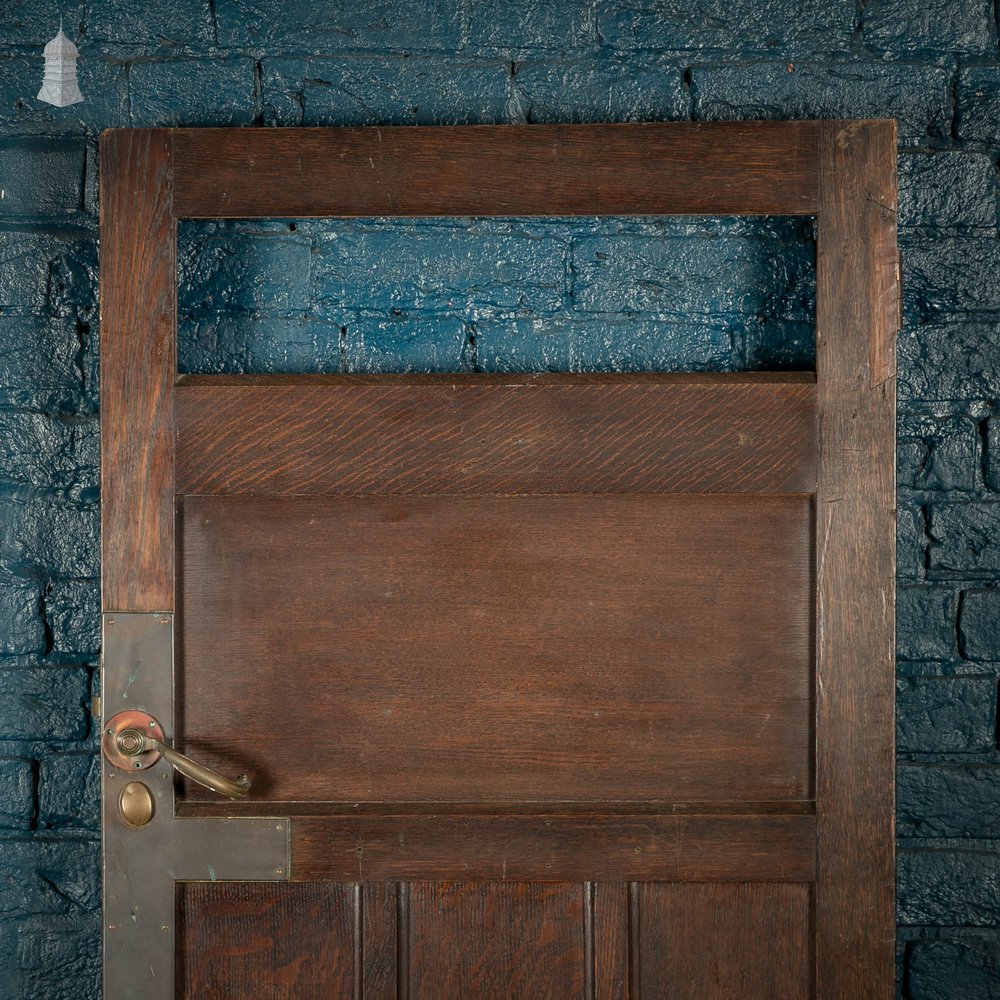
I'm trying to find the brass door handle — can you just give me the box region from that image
[102,710,251,799]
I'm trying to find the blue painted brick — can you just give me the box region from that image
[0,411,97,499]
[37,753,98,830]
[0,1,84,45]
[906,939,1000,1000]
[596,0,856,53]
[899,848,1000,926]
[898,410,980,492]
[312,224,566,318]
[0,54,127,135]
[46,579,99,660]
[12,914,100,1000]
[180,316,344,374]
[178,231,311,316]
[0,573,45,656]
[899,321,1000,403]
[959,590,1000,662]
[896,676,996,752]
[86,0,213,45]
[0,669,89,741]
[0,317,84,412]
[509,55,688,123]
[897,587,958,661]
[261,55,514,128]
[571,233,813,320]
[0,758,33,830]
[0,139,85,217]
[0,231,95,317]
[898,153,997,233]
[0,495,100,579]
[691,62,951,144]
[898,505,928,583]
[740,319,814,370]
[899,764,1000,838]
[464,0,594,51]
[0,839,99,917]
[904,239,1000,318]
[862,0,996,55]
[958,65,1000,145]
[928,505,1000,580]
[345,315,471,373]
[475,315,732,373]
[128,58,256,128]
[216,0,464,52]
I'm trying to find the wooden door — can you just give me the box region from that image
[99,122,897,999]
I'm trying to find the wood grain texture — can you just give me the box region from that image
[288,814,817,882]
[637,882,812,998]
[405,882,587,1000]
[175,374,817,496]
[593,883,628,1000]
[176,882,357,999]
[99,128,175,611]
[178,493,813,804]
[171,122,819,218]
[815,121,897,999]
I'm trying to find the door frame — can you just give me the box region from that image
[99,121,898,997]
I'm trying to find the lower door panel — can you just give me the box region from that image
[177,880,812,999]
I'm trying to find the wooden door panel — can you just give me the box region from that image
[637,882,812,998]
[179,492,813,804]
[175,374,817,496]
[177,882,358,999]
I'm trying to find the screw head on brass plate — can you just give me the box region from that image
[119,781,155,826]
[101,710,162,771]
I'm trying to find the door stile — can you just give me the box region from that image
[814,120,898,1000]
[99,129,289,998]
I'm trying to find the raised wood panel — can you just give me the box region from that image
[288,814,817,882]
[178,493,813,804]
[99,129,176,611]
[638,882,812,998]
[405,882,587,1000]
[176,882,357,999]
[175,373,817,497]
[172,122,819,218]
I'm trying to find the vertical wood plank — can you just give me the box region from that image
[362,883,398,1000]
[593,883,628,1000]
[99,128,175,611]
[816,120,898,1000]
[638,882,812,997]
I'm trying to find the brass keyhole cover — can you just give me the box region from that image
[102,709,163,771]
[119,781,156,826]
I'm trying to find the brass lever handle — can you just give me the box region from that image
[101,710,251,800]
[117,728,252,799]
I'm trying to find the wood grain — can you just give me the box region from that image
[637,882,812,998]
[288,814,817,882]
[178,493,813,804]
[172,122,819,218]
[405,882,587,1000]
[99,129,175,611]
[814,121,897,1000]
[175,374,817,496]
[176,882,357,999]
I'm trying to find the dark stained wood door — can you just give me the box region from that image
[99,123,897,999]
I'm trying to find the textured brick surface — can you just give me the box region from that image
[1,1,1000,996]
[691,61,951,143]
[896,676,997,752]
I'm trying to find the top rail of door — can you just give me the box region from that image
[159,122,821,218]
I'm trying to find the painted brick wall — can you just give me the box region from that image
[0,2,998,997]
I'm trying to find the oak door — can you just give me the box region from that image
[99,122,897,999]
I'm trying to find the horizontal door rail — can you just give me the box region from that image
[172,122,820,219]
[175,373,817,496]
